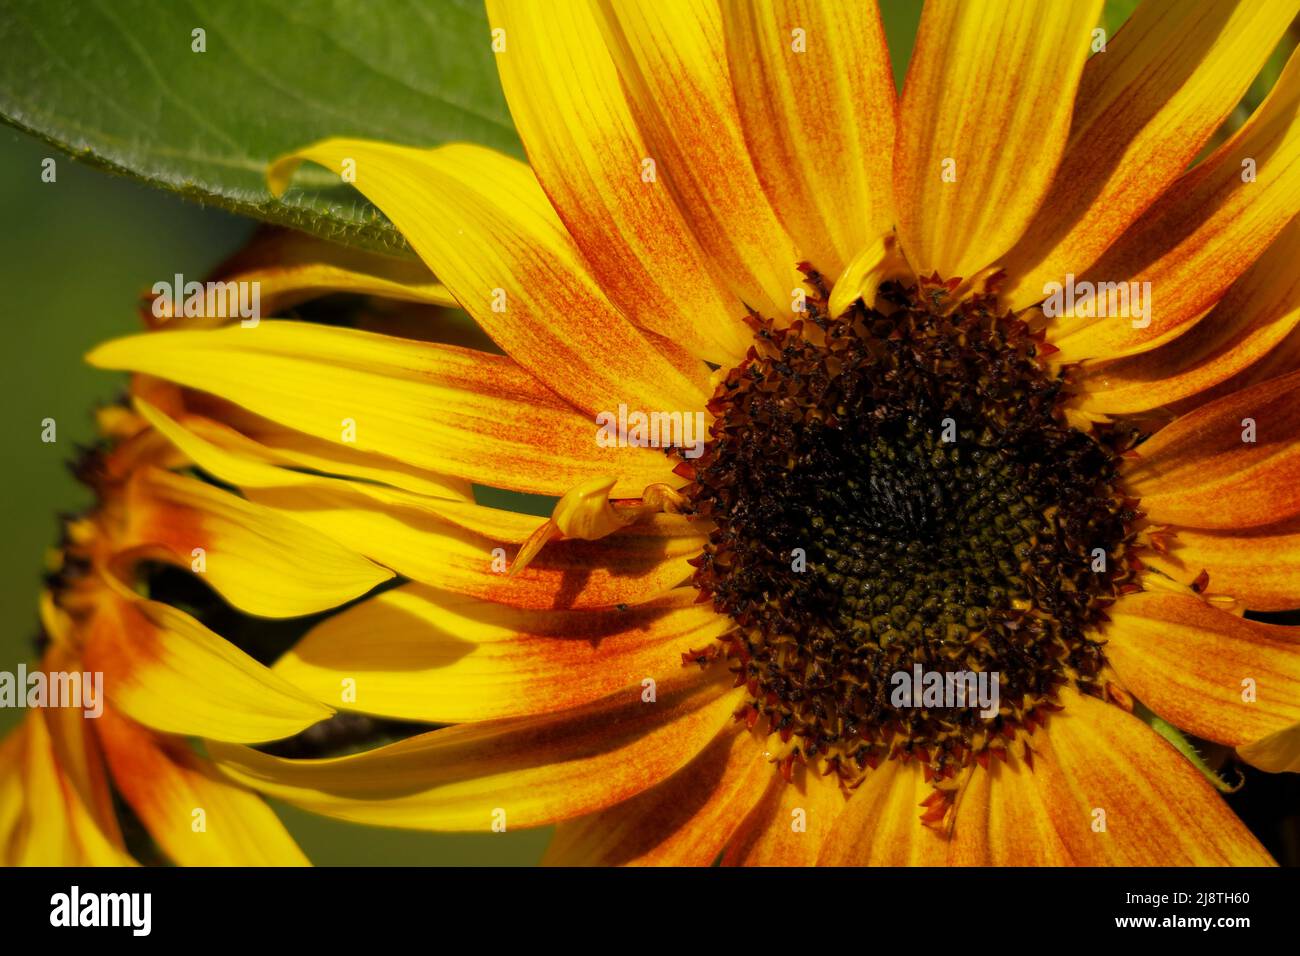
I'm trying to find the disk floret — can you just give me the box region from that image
[684,272,1139,783]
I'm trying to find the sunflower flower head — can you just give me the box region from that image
[686,269,1143,791]
[7,0,1300,868]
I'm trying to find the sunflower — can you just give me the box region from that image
[0,418,334,864]
[7,0,1300,867]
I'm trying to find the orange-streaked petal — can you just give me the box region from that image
[0,725,26,865]
[1028,688,1274,864]
[811,760,952,865]
[821,690,1273,865]
[893,0,1102,281]
[544,723,771,866]
[939,756,1076,866]
[590,0,801,318]
[244,481,705,610]
[1050,45,1300,363]
[1124,369,1300,528]
[818,692,1274,865]
[1201,313,1300,402]
[721,761,851,866]
[1143,518,1300,612]
[1076,214,1300,414]
[270,140,712,417]
[210,670,741,831]
[835,757,1085,867]
[122,466,392,617]
[1105,590,1300,768]
[91,322,675,499]
[205,227,455,316]
[16,708,133,866]
[38,644,123,848]
[485,0,749,365]
[720,0,896,278]
[134,375,471,501]
[181,401,472,501]
[96,709,310,866]
[82,593,333,743]
[1002,0,1300,310]
[273,585,732,723]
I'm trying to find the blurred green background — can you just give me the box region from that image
[3,0,1296,866]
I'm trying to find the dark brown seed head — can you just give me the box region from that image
[682,271,1139,783]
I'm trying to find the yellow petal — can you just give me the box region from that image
[16,708,133,866]
[270,140,712,416]
[1028,688,1273,865]
[818,688,1274,865]
[38,644,123,848]
[14,714,71,866]
[274,584,731,723]
[1105,590,1300,766]
[207,227,455,316]
[83,593,333,743]
[1051,44,1300,363]
[827,233,908,318]
[130,383,465,506]
[122,466,393,617]
[893,0,1102,281]
[589,0,802,318]
[813,759,963,865]
[210,670,741,831]
[244,480,706,610]
[1143,519,1300,612]
[96,709,310,865]
[1240,723,1300,775]
[143,397,625,600]
[544,723,770,866]
[136,395,463,512]
[1002,0,1300,310]
[720,0,896,278]
[136,395,333,489]
[1076,214,1300,414]
[139,380,471,501]
[722,761,850,865]
[1123,369,1300,528]
[91,321,674,498]
[0,725,26,865]
[485,0,749,365]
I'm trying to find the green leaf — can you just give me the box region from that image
[0,0,523,256]
[1100,0,1141,37]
